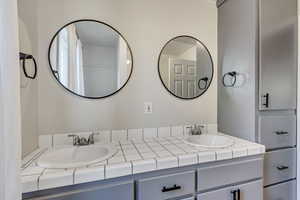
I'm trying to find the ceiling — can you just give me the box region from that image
[76,21,120,47]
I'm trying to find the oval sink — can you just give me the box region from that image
[37,145,117,169]
[184,134,234,148]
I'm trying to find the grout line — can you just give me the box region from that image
[166,138,189,154]
[130,161,134,174]
[119,141,127,162]
[126,129,129,141]
[51,135,54,148]
[131,140,144,160]
[155,139,177,157]
[109,130,112,143]
[104,165,106,179]
[144,140,160,158]
[72,169,76,184]
[37,168,46,191]
[22,148,47,169]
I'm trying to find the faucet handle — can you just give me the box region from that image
[88,132,100,144]
[68,134,80,145]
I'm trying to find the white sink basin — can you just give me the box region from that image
[37,145,117,169]
[184,134,234,148]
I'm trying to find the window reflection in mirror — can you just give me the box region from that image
[49,20,133,99]
[158,36,213,99]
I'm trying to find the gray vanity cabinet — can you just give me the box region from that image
[34,181,134,200]
[259,0,297,111]
[23,157,264,200]
[197,180,263,200]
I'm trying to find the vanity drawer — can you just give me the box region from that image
[136,171,195,200]
[259,115,296,150]
[25,181,134,200]
[197,158,263,191]
[264,180,296,200]
[264,148,296,186]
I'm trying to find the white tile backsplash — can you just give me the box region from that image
[111,130,127,142]
[53,134,73,146]
[171,126,184,137]
[158,127,171,138]
[128,129,143,140]
[94,130,111,143]
[207,124,218,134]
[40,123,218,147]
[143,128,158,139]
[183,125,192,136]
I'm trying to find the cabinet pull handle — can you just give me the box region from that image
[277,165,289,171]
[262,93,269,108]
[275,131,289,135]
[161,184,181,192]
[231,189,241,200]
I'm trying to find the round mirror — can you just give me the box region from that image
[158,36,213,99]
[48,20,133,99]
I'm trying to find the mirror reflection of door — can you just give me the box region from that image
[170,59,199,98]
[158,36,213,99]
[49,20,133,99]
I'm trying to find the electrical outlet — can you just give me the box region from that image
[144,102,153,114]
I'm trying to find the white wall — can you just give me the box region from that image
[0,0,21,199]
[83,45,118,96]
[18,0,39,157]
[21,0,217,134]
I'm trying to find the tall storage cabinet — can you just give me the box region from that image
[217,0,297,199]
[259,0,297,111]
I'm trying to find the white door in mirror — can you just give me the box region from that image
[184,135,235,148]
[37,145,117,169]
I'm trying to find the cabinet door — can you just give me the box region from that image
[198,180,263,200]
[259,0,297,110]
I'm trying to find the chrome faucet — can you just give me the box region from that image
[187,125,204,136]
[68,132,99,146]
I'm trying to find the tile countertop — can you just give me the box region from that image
[21,133,265,194]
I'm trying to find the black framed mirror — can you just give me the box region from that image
[48,19,133,99]
[158,36,214,100]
